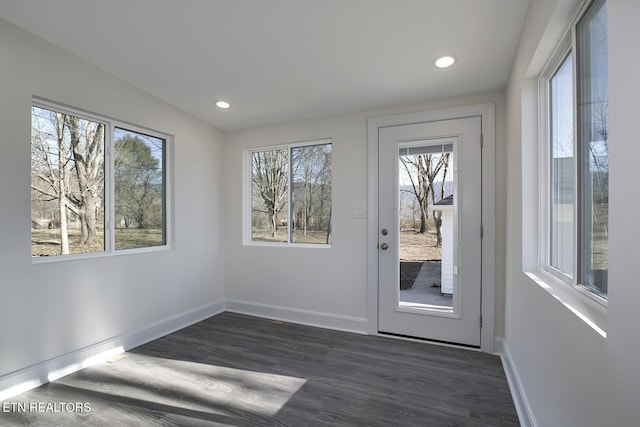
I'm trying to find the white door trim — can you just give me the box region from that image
[367,103,496,353]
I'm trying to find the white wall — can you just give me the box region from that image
[505,0,640,425]
[223,91,507,336]
[0,19,225,382]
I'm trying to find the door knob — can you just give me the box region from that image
[380,243,389,250]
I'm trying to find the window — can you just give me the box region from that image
[541,0,608,302]
[114,128,166,250]
[247,139,332,245]
[31,101,168,259]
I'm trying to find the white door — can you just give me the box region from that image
[378,117,482,347]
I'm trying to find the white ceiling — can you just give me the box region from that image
[0,0,529,131]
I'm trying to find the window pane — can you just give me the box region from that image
[114,128,166,250]
[291,143,332,244]
[31,106,105,257]
[251,149,289,242]
[399,143,454,310]
[577,0,608,298]
[550,53,574,275]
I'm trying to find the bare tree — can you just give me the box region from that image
[31,109,73,254]
[400,157,428,233]
[430,154,450,247]
[56,113,71,254]
[252,150,288,238]
[114,134,162,230]
[400,152,450,245]
[291,144,332,241]
[318,147,332,244]
[67,115,104,244]
[31,106,104,255]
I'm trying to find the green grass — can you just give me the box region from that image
[252,228,331,244]
[32,228,164,256]
[590,231,608,270]
[115,228,164,250]
[32,228,104,257]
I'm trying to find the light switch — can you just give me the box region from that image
[352,205,365,219]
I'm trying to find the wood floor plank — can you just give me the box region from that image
[0,312,519,426]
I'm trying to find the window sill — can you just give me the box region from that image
[243,241,332,249]
[524,270,607,338]
[32,245,170,264]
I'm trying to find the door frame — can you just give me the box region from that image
[367,103,496,353]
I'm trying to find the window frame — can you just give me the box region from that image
[538,0,608,307]
[243,138,333,248]
[31,98,172,263]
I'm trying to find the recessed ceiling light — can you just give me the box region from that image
[215,100,231,109]
[434,55,456,69]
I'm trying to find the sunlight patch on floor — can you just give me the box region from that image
[47,346,125,383]
[64,353,307,417]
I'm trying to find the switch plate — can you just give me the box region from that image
[352,205,365,218]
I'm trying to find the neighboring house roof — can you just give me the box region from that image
[435,194,454,206]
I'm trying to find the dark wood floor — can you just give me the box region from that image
[1,312,519,426]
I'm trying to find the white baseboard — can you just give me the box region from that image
[226,299,368,335]
[495,337,537,427]
[0,299,225,402]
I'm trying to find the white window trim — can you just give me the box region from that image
[31,98,173,264]
[243,138,332,248]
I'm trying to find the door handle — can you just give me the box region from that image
[380,243,389,250]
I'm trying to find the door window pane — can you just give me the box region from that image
[398,142,454,310]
